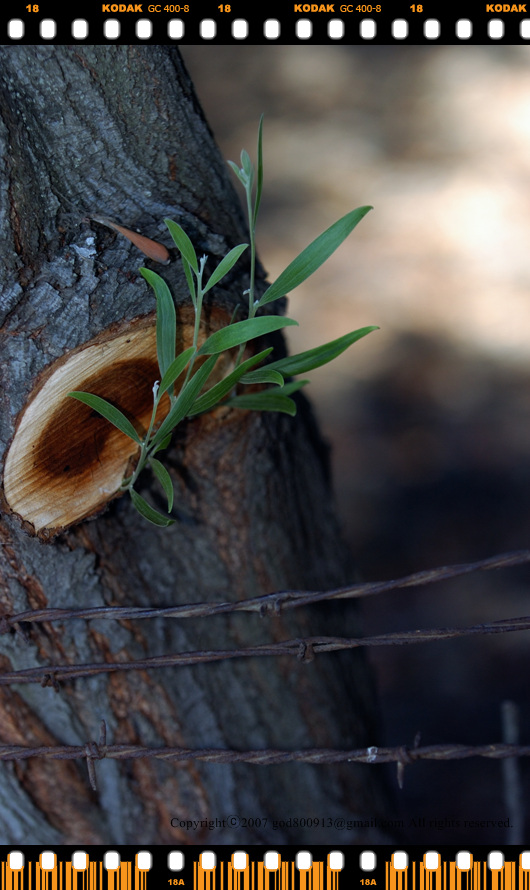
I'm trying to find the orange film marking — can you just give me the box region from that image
[520,863,530,890]
[385,857,530,890]
[475,861,483,890]
[325,862,336,890]
[505,861,517,890]
[447,859,475,890]
[136,864,148,890]
[258,862,279,890]
[420,860,443,890]
[2,859,141,890]
[4,862,24,890]
[387,862,407,890]
[255,863,264,890]
[228,862,250,890]
[195,863,216,890]
[195,858,336,890]
[38,863,58,890]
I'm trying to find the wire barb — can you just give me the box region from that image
[84,721,108,791]
[1,614,530,687]
[0,740,528,770]
[0,550,528,787]
[1,548,529,634]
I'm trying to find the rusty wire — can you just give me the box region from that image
[0,550,529,787]
[1,718,529,792]
[0,548,529,633]
[1,740,529,765]
[0,614,529,688]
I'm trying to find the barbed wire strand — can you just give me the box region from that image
[1,741,529,765]
[1,614,530,687]
[1,551,529,791]
[1,722,530,792]
[1,548,529,634]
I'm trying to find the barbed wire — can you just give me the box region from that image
[1,613,530,688]
[1,552,529,793]
[1,548,529,635]
[0,717,528,791]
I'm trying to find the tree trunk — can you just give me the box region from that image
[0,46,387,844]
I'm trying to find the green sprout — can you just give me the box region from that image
[69,117,377,527]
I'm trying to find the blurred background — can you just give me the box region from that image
[181,45,530,843]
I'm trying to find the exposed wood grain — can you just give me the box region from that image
[4,307,233,535]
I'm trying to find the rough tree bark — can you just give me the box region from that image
[0,46,387,844]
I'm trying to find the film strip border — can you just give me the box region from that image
[386,852,530,890]
[3,9,530,44]
[4,850,530,890]
[1,852,151,890]
[0,852,342,890]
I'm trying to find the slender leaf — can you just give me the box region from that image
[203,244,248,294]
[240,368,284,386]
[265,326,379,377]
[198,316,297,356]
[140,268,176,379]
[158,346,195,398]
[253,114,264,227]
[188,348,273,416]
[240,149,253,179]
[225,390,298,416]
[150,458,174,512]
[153,434,172,453]
[152,355,218,447]
[257,206,373,308]
[68,392,141,443]
[164,219,198,272]
[130,488,175,527]
[271,379,308,395]
[182,256,197,304]
[228,159,245,185]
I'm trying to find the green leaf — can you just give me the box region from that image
[152,355,218,447]
[68,392,141,443]
[187,348,273,416]
[153,434,172,453]
[228,159,246,185]
[265,326,379,377]
[198,316,298,356]
[130,488,175,527]
[203,244,248,294]
[150,458,174,512]
[140,268,176,379]
[164,219,198,273]
[182,256,197,305]
[253,114,264,227]
[274,379,309,395]
[240,149,253,179]
[257,206,373,308]
[240,368,284,386]
[225,390,298,416]
[158,346,195,398]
